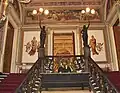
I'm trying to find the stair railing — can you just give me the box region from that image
[15,55,86,93]
[88,57,119,93]
[15,58,43,93]
[43,55,85,73]
[15,55,119,93]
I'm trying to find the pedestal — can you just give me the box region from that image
[84,46,90,72]
[38,48,45,73]
[38,48,45,58]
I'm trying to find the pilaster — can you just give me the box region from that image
[47,28,53,56]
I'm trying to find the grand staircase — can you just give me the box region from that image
[0,56,120,93]
[0,73,26,93]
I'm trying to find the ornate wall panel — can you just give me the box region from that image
[88,30,107,62]
[53,33,74,56]
[22,31,40,63]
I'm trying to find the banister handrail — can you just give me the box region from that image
[15,55,85,92]
[89,57,104,73]
[44,55,85,73]
[45,55,84,57]
[88,57,119,93]
[15,58,42,93]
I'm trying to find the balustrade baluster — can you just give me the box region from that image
[14,55,119,93]
[88,57,119,93]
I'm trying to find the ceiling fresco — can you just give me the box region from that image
[22,0,105,24]
[25,9,100,24]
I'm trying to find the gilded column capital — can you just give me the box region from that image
[47,27,52,34]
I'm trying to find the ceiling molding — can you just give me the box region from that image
[24,0,103,8]
[22,23,105,31]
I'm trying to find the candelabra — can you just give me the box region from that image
[32,8,49,26]
[81,7,95,14]
[32,8,49,73]
[32,7,49,49]
[81,7,96,20]
[81,7,95,72]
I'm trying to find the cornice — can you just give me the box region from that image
[22,23,105,31]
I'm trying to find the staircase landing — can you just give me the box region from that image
[42,90,92,93]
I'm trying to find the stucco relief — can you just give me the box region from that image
[88,30,107,62]
[24,36,40,56]
[22,31,40,63]
[89,35,104,55]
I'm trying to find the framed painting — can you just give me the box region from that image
[22,31,40,63]
[88,30,107,62]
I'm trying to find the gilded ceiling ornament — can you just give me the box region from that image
[19,0,31,4]
[0,15,7,27]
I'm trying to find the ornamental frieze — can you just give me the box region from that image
[24,9,101,24]
[28,1,102,6]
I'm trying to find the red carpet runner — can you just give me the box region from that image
[0,73,26,93]
[107,71,120,92]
